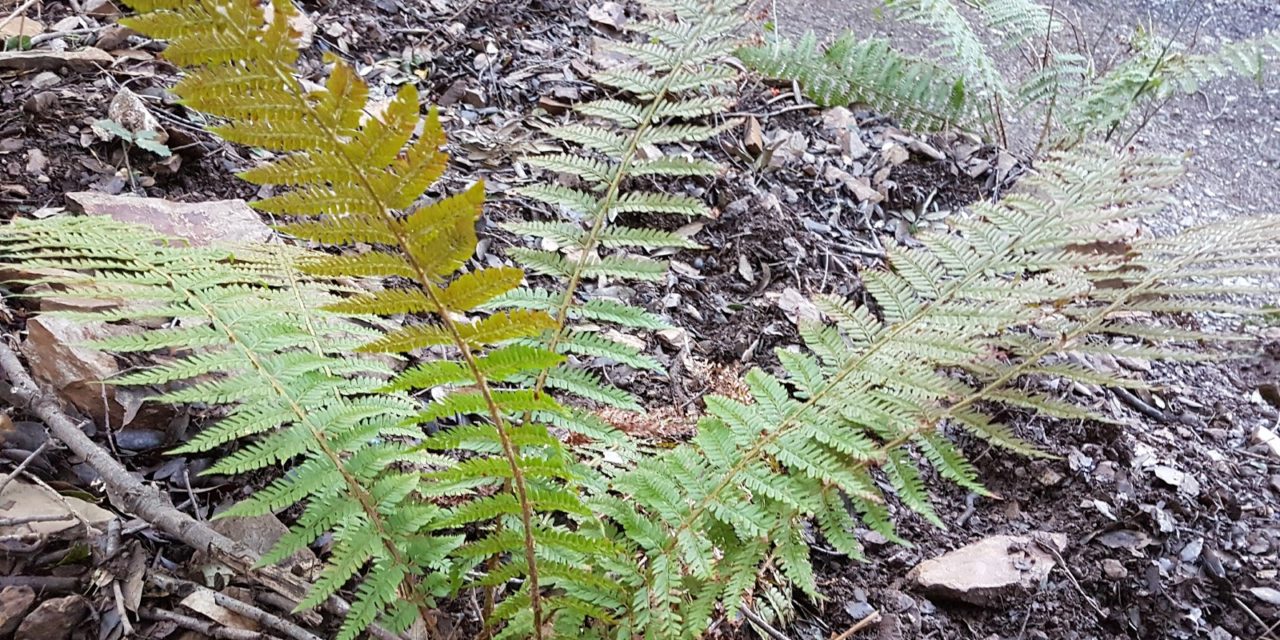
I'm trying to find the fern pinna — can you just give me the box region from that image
[115,0,611,637]
[591,147,1280,637]
[499,0,742,427]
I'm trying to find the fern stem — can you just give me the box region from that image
[532,5,725,399]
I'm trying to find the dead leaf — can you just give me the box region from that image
[0,15,43,38]
[777,287,821,326]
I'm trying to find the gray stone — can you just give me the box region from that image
[907,533,1067,607]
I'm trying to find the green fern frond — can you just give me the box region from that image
[506,0,744,420]
[109,0,619,635]
[598,146,1280,635]
[739,33,973,131]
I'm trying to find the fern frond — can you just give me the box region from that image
[598,146,1280,635]
[739,33,973,131]
[110,0,616,635]
[507,0,744,420]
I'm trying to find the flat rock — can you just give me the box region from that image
[14,595,89,640]
[21,315,125,425]
[908,533,1067,607]
[0,587,36,637]
[0,481,115,539]
[66,192,271,246]
[0,47,113,73]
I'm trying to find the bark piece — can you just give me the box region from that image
[14,595,90,640]
[0,587,36,637]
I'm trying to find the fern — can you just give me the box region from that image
[593,146,1280,636]
[738,32,972,131]
[741,2,1277,149]
[501,0,742,426]
[103,0,620,636]
[0,218,444,638]
[1064,29,1280,143]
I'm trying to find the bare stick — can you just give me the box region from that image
[0,513,75,527]
[740,606,792,640]
[140,606,267,640]
[0,439,49,496]
[150,574,323,640]
[0,0,38,36]
[831,610,881,640]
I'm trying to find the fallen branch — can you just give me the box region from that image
[0,337,402,640]
[831,609,880,640]
[140,606,267,640]
[0,438,49,496]
[150,573,323,640]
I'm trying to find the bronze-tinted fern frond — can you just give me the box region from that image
[118,0,613,636]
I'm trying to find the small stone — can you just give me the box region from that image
[84,0,123,18]
[907,533,1067,607]
[14,596,89,640]
[0,587,36,637]
[1101,559,1128,580]
[880,142,909,166]
[30,72,60,90]
[106,87,169,145]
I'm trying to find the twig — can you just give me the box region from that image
[139,606,267,640]
[739,606,792,640]
[1233,596,1280,640]
[831,609,880,640]
[0,513,75,527]
[0,337,404,640]
[150,574,323,640]
[0,438,50,496]
[0,0,38,36]
[1033,537,1111,623]
[1112,387,1167,422]
[0,575,84,592]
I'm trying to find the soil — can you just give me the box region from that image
[0,0,1278,639]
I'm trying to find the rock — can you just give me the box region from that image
[1101,558,1128,580]
[84,0,122,18]
[0,16,43,39]
[656,327,690,351]
[14,595,89,640]
[21,315,126,425]
[880,142,910,166]
[0,587,36,637]
[30,71,60,89]
[587,2,626,30]
[106,87,168,144]
[907,533,1067,607]
[0,47,114,72]
[1249,587,1280,606]
[820,106,858,132]
[66,192,271,247]
[1254,425,1280,459]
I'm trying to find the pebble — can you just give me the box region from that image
[30,72,60,90]
[1102,559,1128,580]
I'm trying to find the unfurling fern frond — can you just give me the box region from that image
[116,0,610,637]
[738,32,972,131]
[501,0,742,426]
[596,146,1280,636]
